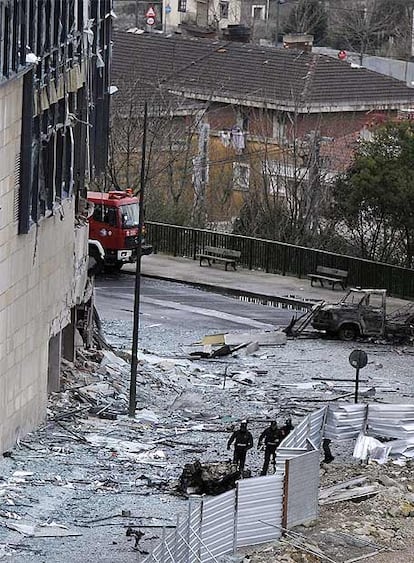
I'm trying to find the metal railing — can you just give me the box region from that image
[146,222,414,300]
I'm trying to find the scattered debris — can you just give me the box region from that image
[179,460,249,496]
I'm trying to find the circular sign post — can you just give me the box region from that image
[349,349,368,404]
[145,5,156,26]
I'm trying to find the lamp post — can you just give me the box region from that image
[129,101,148,418]
[275,0,281,47]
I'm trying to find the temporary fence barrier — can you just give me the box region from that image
[200,490,235,561]
[235,475,284,548]
[283,450,320,529]
[324,403,367,441]
[143,407,325,562]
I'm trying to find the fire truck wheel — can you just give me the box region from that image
[105,262,124,273]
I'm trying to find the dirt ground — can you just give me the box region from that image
[245,459,414,562]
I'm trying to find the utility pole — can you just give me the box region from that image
[275,0,282,47]
[304,130,332,234]
[191,121,209,226]
[129,101,148,418]
[411,7,414,59]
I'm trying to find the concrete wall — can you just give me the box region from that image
[0,75,80,453]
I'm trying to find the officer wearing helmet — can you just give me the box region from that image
[258,421,283,475]
[227,420,253,472]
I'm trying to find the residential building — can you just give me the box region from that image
[111,30,414,224]
[0,0,112,453]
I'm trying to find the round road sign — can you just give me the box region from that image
[146,16,155,25]
[349,349,368,369]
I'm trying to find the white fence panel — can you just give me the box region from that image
[235,475,284,548]
[324,404,367,441]
[367,404,414,439]
[307,407,327,448]
[174,516,190,562]
[188,502,202,563]
[284,450,320,529]
[275,447,307,474]
[200,490,235,562]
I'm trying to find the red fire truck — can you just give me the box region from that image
[87,190,152,272]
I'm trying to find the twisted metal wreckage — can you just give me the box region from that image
[144,403,414,562]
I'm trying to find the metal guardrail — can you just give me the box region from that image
[146,222,414,300]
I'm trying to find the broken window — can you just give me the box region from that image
[12,1,111,233]
[219,1,229,19]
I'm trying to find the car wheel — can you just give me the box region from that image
[338,324,358,341]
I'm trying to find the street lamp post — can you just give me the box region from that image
[129,101,148,418]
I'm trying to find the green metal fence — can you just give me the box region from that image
[146,222,414,300]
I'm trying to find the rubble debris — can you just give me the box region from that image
[4,319,414,562]
[319,478,379,505]
[6,521,82,537]
[179,460,250,496]
[224,330,287,346]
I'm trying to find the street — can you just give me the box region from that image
[95,274,295,353]
[2,275,414,562]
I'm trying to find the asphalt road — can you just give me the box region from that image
[95,273,294,352]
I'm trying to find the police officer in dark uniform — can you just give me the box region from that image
[258,421,283,476]
[227,421,253,472]
[281,417,294,438]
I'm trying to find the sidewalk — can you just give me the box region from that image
[124,253,409,312]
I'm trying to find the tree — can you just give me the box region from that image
[332,121,414,267]
[328,0,407,63]
[232,107,337,247]
[106,76,205,225]
[284,0,328,45]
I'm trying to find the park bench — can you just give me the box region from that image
[308,265,348,290]
[196,246,241,271]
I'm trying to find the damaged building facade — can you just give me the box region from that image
[0,0,112,453]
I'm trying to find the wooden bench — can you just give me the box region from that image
[196,246,241,271]
[308,266,348,290]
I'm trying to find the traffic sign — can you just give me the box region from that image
[146,16,155,25]
[349,349,368,403]
[145,6,156,18]
[349,349,368,369]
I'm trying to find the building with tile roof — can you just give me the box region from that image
[110,31,414,224]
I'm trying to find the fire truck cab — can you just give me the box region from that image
[87,190,152,272]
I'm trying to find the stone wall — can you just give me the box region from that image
[0,75,79,453]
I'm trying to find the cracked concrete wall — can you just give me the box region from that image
[0,76,79,454]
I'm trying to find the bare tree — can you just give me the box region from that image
[284,0,328,44]
[328,0,403,64]
[107,76,206,225]
[232,103,343,247]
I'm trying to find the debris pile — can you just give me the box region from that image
[3,328,414,561]
[179,460,250,496]
[246,460,414,562]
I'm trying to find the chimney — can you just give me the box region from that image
[283,33,313,52]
